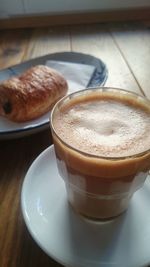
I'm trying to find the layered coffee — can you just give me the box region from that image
[51,88,150,219]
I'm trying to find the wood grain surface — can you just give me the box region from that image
[0,29,32,69]
[110,23,150,98]
[70,24,142,94]
[0,131,63,267]
[0,22,150,267]
[22,27,70,60]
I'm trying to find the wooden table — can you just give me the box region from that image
[0,21,150,267]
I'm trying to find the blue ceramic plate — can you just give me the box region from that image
[0,52,108,139]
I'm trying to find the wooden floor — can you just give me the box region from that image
[0,21,150,99]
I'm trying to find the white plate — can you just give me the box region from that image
[21,145,150,267]
[0,52,108,139]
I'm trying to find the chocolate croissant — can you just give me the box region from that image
[0,65,68,122]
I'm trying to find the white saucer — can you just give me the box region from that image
[21,145,150,267]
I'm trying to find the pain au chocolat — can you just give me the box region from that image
[0,65,68,122]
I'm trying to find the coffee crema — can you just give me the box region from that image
[53,91,150,158]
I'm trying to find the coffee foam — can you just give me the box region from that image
[53,93,150,157]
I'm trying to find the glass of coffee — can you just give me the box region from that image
[51,87,150,220]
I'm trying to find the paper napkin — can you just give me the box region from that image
[46,60,96,93]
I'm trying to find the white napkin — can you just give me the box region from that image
[46,60,96,93]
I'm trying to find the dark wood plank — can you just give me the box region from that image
[0,130,63,267]
[0,7,150,29]
[0,29,32,69]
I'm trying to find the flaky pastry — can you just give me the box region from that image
[0,65,68,122]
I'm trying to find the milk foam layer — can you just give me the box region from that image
[53,93,150,157]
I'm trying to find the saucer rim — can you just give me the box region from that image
[21,145,75,267]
